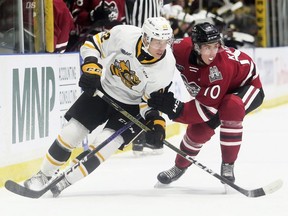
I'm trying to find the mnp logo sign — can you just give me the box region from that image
[0,53,81,167]
[12,66,56,143]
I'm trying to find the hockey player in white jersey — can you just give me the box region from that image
[23,17,176,197]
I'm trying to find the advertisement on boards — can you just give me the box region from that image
[0,53,81,167]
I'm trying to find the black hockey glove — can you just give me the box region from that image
[148,91,184,120]
[79,57,103,97]
[145,110,166,148]
[90,5,110,22]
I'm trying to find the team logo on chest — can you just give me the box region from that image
[110,59,141,89]
[209,66,223,83]
[181,74,201,97]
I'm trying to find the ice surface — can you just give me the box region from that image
[1,105,287,216]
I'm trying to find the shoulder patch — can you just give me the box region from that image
[121,48,132,56]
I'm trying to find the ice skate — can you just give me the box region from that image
[157,165,187,185]
[132,132,163,156]
[50,177,71,198]
[221,162,235,183]
[23,171,50,190]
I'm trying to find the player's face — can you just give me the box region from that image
[199,42,220,65]
[148,38,169,59]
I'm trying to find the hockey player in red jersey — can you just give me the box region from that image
[148,22,265,184]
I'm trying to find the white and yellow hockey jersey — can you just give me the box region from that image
[80,24,176,117]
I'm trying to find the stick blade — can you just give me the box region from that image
[5,180,46,199]
[247,179,283,198]
[262,179,283,195]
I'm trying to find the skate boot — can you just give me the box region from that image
[50,177,71,198]
[23,171,50,190]
[221,162,235,183]
[157,165,187,184]
[132,132,163,156]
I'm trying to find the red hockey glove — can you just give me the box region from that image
[145,110,166,148]
[79,57,102,97]
[148,91,183,120]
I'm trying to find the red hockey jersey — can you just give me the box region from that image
[173,37,262,124]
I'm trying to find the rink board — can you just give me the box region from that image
[1,46,288,187]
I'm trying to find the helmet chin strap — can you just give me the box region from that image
[142,44,153,56]
[194,43,201,54]
[142,36,154,57]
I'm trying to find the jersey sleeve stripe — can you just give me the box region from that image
[240,61,254,86]
[243,88,260,111]
[92,34,105,58]
[195,100,209,122]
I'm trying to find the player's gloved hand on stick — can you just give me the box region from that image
[79,56,103,97]
[144,110,166,148]
[148,91,183,120]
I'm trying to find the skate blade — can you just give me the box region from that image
[133,148,164,157]
[133,151,144,157]
[154,181,170,188]
[223,184,237,194]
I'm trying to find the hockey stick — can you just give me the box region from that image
[5,114,140,199]
[95,90,283,198]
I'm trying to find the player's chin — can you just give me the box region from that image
[205,57,215,65]
[154,53,163,59]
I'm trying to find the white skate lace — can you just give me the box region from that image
[222,164,234,177]
[24,171,49,190]
[164,166,182,179]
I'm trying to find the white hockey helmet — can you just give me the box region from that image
[141,17,173,44]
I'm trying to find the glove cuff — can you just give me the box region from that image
[82,57,103,76]
[82,63,102,76]
[154,118,166,128]
[84,56,98,64]
[145,109,166,128]
[145,109,160,120]
[167,100,183,120]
